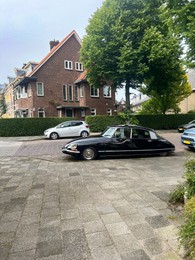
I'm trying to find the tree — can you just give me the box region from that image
[80,0,186,110]
[139,73,192,114]
[166,0,195,66]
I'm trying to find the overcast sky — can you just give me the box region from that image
[0,0,127,99]
[0,0,104,82]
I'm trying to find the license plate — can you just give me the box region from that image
[179,128,183,131]
[184,140,190,144]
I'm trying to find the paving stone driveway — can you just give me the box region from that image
[0,136,193,260]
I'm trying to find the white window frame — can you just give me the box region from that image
[69,85,73,101]
[36,82,44,96]
[75,85,79,101]
[90,86,99,97]
[64,60,73,70]
[75,62,83,71]
[38,108,45,118]
[21,86,27,98]
[28,84,32,97]
[107,108,112,116]
[16,86,21,99]
[63,84,68,101]
[80,85,84,97]
[90,108,96,116]
[103,85,111,98]
[81,109,85,117]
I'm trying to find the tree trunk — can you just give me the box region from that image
[125,78,130,110]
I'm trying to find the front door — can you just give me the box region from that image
[66,109,73,117]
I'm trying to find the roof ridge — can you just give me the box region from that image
[27,30,81,77]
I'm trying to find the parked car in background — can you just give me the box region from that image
[178,119,195,133]
[181,128,195,151]
[62,125,175,160]
[44,121,90,140]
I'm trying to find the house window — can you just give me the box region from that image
[80,85,84,97]
[81,109,85,117]
[64,60,73,70]
[28,84,32,97]
[37,82,44,96]
[38,108,45,118]
[75,85,79,101]
[107,108,112,116]
[103,85,111,98]
[21,86,27,98]
[90,108,96,116]
[16,87,21,99]
[63,85,67,101]
[75,62,83,71]
[90,87,99,97]
[69,85,73,101]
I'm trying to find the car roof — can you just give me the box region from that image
[110,125,155,131]
[184,127,195,133]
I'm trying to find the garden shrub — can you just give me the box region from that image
[185,159,195,199]
[179,196,195,259]
[169,183,185,204]
[170,159,195,259]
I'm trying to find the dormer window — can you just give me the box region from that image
[64,60,73,70]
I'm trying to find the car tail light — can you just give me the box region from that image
[86,125,89,128]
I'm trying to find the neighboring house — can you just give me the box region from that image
[130,68,195,113]
[10,30,115,118]
[179,68,195,113]
[130,93,150,113]
[0,84,5,116]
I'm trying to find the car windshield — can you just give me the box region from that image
[102,127,118,137]
[189,120,195,124]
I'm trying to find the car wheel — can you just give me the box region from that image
[80,131,89,137]
[81,147,97,160]
[50,132,59,140]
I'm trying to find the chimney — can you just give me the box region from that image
[49,39,59,50]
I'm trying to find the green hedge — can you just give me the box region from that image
[86,115,124,132]
[0,118,75,137]
[135,114,195,130]
[0,113,194,136]
[86,114,195,132]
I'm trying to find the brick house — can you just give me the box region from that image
[13,30,116,118]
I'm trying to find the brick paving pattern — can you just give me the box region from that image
[0,135,189,260]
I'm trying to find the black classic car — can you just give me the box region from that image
[62,125,175,160]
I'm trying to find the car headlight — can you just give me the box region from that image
[66,143,78,151]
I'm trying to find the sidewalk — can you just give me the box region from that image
[0,130,178,142]
[0,148,185,259]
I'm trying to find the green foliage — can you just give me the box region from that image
[85,115,124,132]
[118,110,139,125]
[0,114,195,136]
[81,0,185,110]
[188,110,195,114]
[0,118,75,136]
[139,73,192,114]
[179,196,195,259]
[167,0,195,66]
[185,160,195,199]
[170,184,185,204]
[169,159,195,259]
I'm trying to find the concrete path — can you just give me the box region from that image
[0,133,192,259]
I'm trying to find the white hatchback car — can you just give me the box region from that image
[44,120,90,140]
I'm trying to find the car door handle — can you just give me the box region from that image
[147,139,152,142]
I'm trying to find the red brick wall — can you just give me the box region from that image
[14,33,116,118]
